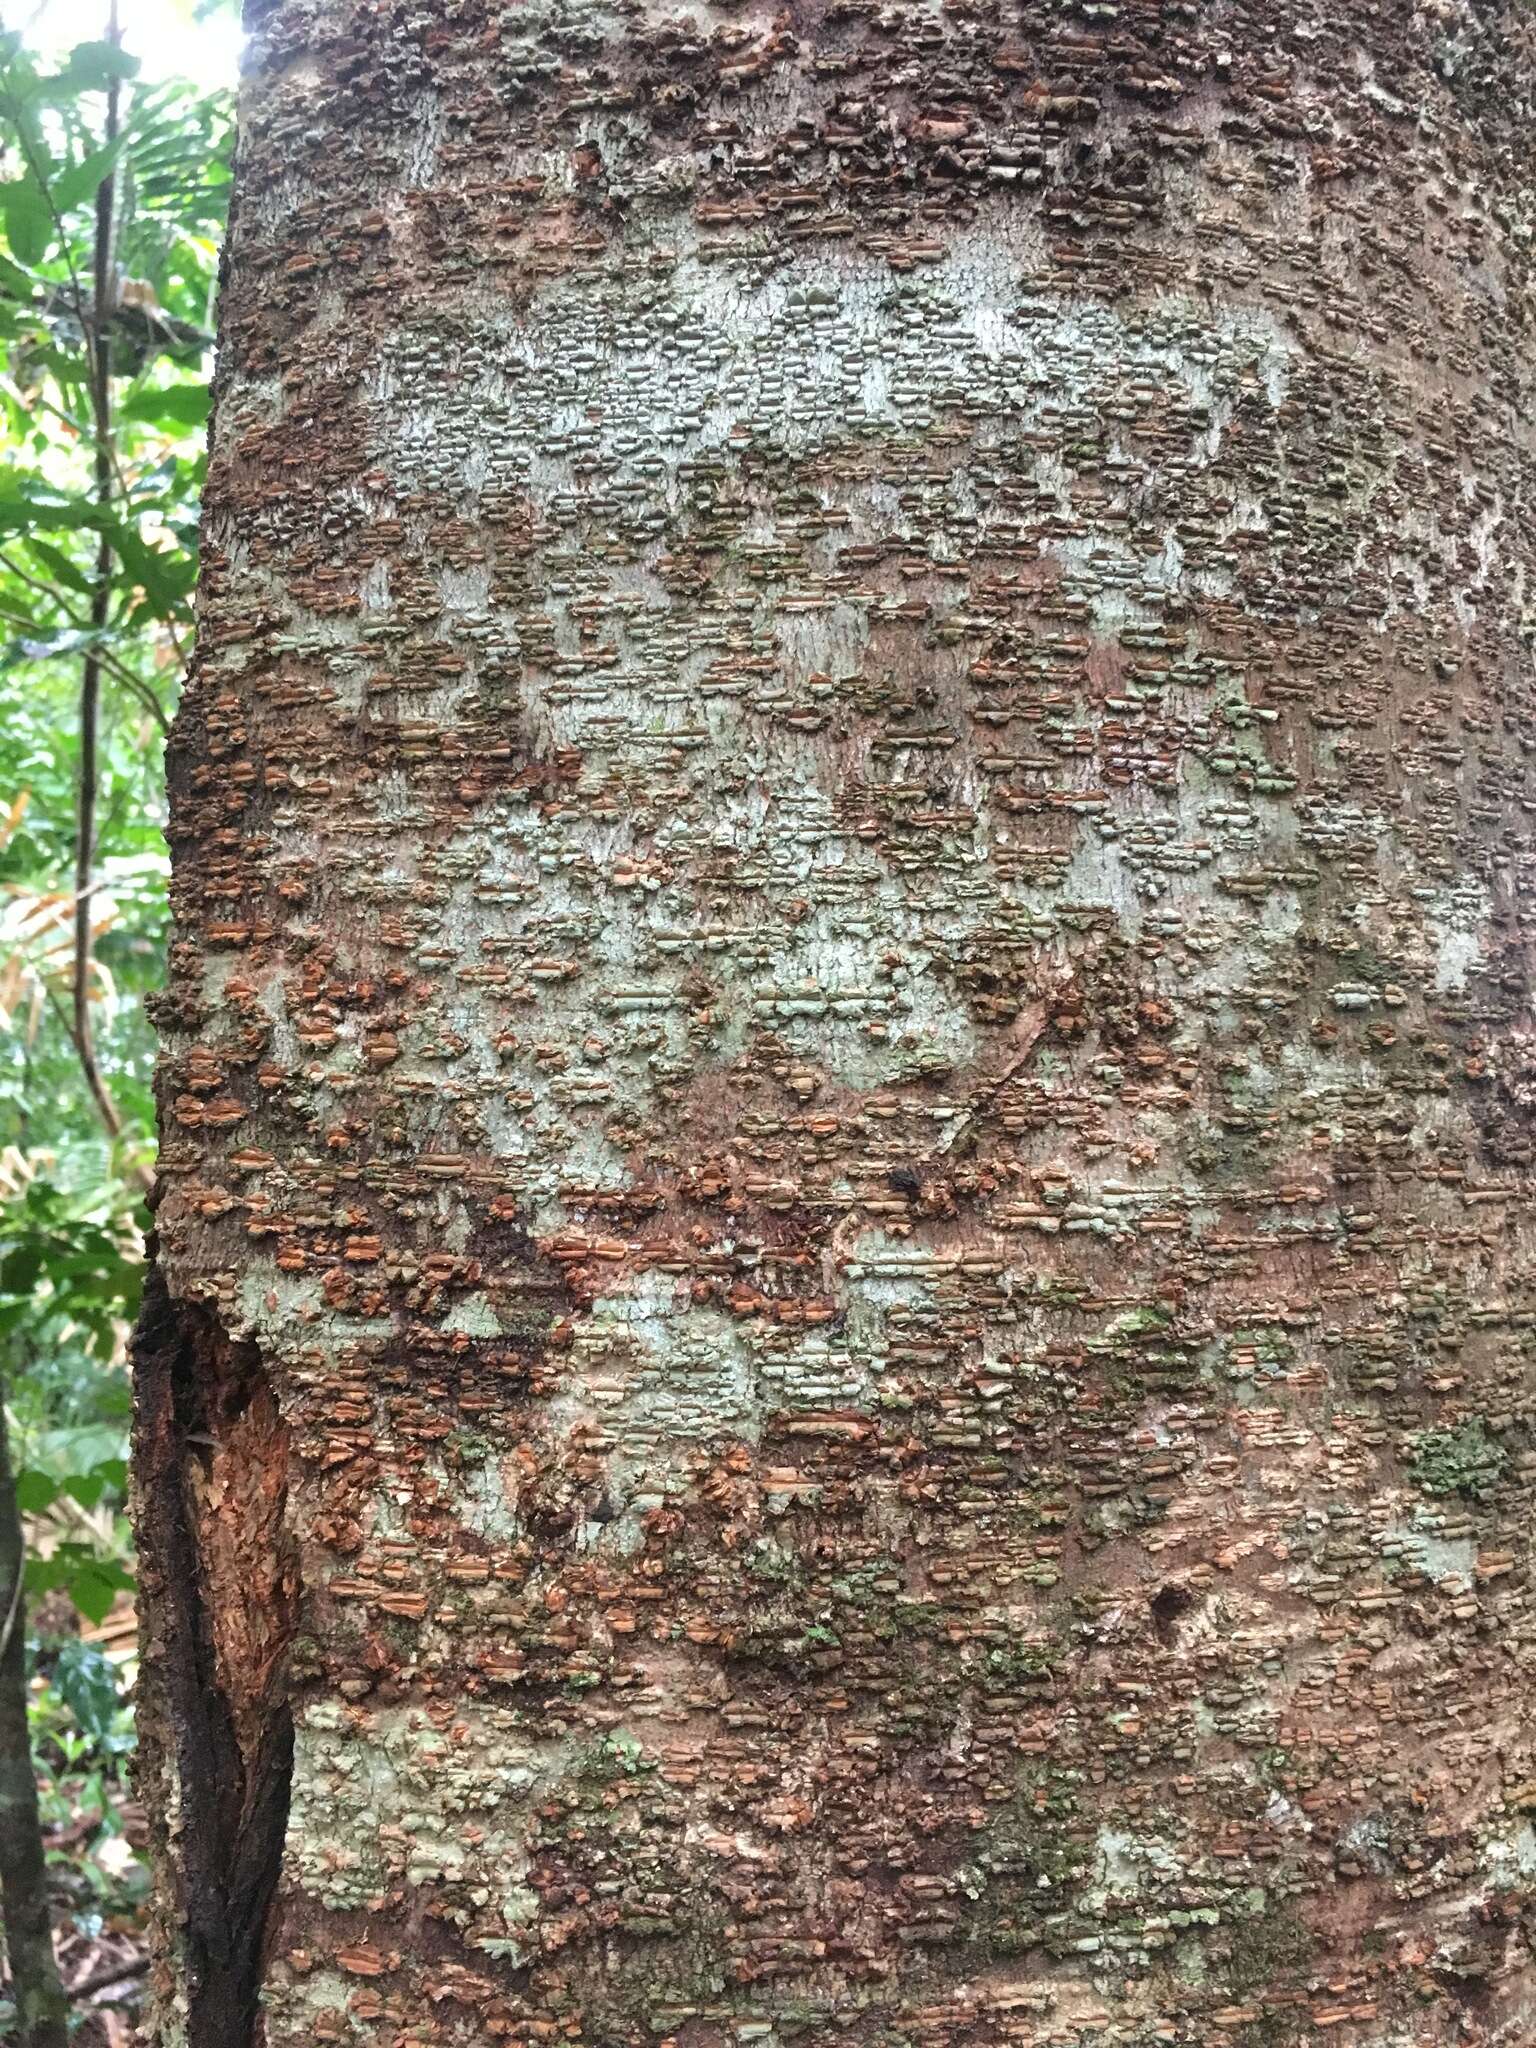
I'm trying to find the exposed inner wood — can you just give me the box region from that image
[133,1263,297,2047]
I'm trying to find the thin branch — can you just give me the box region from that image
[0,1553,20,1667]
[72,0,130,1164]
[67,1953,148,2002]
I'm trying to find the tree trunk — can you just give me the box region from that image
[135,2,1536,2043]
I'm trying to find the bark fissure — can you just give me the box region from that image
[132,1262,297,2048]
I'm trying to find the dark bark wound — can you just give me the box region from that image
[133,1258,297,2048]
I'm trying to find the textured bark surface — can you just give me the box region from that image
[137,2,1536,2043]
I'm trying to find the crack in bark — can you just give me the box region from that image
[133,1258,298,2048]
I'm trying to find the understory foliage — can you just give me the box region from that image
[0,11,230,2032]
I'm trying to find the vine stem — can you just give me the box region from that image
[71,0,141,1174]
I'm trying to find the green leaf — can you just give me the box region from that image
[24,1555,67,1599]
[120,381,210,429]
[0,247,37,299]
[0,1241,44,1293]
[51,1637,120,1743]
[1,626,111,671]
[61,1470,108,1509]
[0,176,53,268]
[14,1469,59,1514]
[53,133,131,214]
[21,536,93,597]
[64,1557,133,1626]
[0,52,50,177]
[51,41,142,95]
[0,38,41,120]
[0,474,96,535]
[31,1426,127,1477]
[106,519,195,616]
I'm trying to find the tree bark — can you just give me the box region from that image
[136,2,1536,2044]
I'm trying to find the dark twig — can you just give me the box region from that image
[67,1952,149,2003]
[71,1,132,1163]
